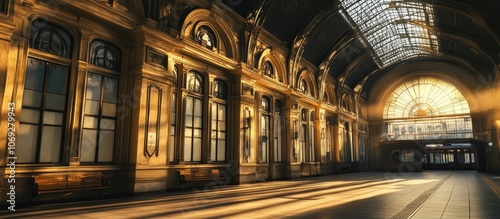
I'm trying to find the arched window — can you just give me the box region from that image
[323,92,329,103]
[263,61,274,78]
[184,71,204,162]
[308,111,315,162]
[383,77,472,140]
[211,79,227,162]
[300,78,308,94]
[30,19,72,58]
[213,79,226,99]
[187,71,203,93]
[300,109,307,162]
[196,25,216,50]
[273,100,283,162]
[260,96,271,163]
[169,65,180,163]
[81,40,121,163]
[90,40,122,71]
[342,96,350,111]
[19,19,73,163]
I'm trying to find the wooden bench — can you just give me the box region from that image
[32,172,107,201]
[179,169,225,186]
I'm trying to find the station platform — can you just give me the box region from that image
[1,170,499,219]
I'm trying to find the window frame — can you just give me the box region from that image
[18,19,74,164]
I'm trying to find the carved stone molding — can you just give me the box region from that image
[242,83,254,97]
[146,47,168,70]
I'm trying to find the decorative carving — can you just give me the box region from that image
[242,83,254,97]
[146,47,168,69]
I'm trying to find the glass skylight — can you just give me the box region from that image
[340,0,439,67]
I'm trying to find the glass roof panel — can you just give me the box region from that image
[340,0,439,67]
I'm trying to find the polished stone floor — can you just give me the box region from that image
[1,171,499,219]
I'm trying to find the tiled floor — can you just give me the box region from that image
[1,171,499,219]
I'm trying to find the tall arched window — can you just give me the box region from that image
[81,40,121,163]
[184,71,204,162]
[342,96,350,111]
[18,19,73,163]
[211,79,227,162]
[308,111,315,162]
[260,96,271,163]
[263,61,274,78]
[323,92,329,103]
[169,66,179,163]
[300,109,307,162]
[273,100,283,162]
[299,78,308,94]
[196,25,216,50]
[383,77,472,140]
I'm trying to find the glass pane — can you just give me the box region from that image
[46,63,68,95]
[25,58,45,91]
[170,126,175,135]
[219,121,226,130]
[39,126,62,162]
[194,99,202,116]
[80,129,97,162]
[194,99,202,117]
[100,118,116,130]
[186,97,193,115]
[43,111,64,125]
[98,130,115,162]
[211,130,217,138]
[185,128,192,137]
[83,116,98,129]
[103,77,118,103]
[102,103,117,117]
[193,129,202,137]
[169,135,175,162]
[193,138,202,161]
[23,90,43,107]
[218,105,225,120]
[45,93,66,110]
[184,137,192,161]
[219,131,225,139]
[218,141,225,161]
[86,73,102,101]
[85,100,100,115]
[17,124,38,163]
[20,109,41,123]
[212,120,217,130]
[212,105,217,118]
[211,139,216,161]
[171,112,176,125]
[185,115,193,127]
[194,117,202,128]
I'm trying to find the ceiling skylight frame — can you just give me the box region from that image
[340,0,439,67]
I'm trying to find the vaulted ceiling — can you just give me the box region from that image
[222,0,500,97]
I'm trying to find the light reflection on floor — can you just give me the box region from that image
[3,171,499,219]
